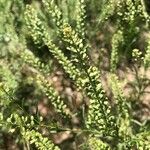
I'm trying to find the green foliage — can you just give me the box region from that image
[0,0,150,149]
[109,74,131,140]
[110,29,124,72]
[144,38,150,68]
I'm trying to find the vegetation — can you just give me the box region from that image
[0,0,150,149]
